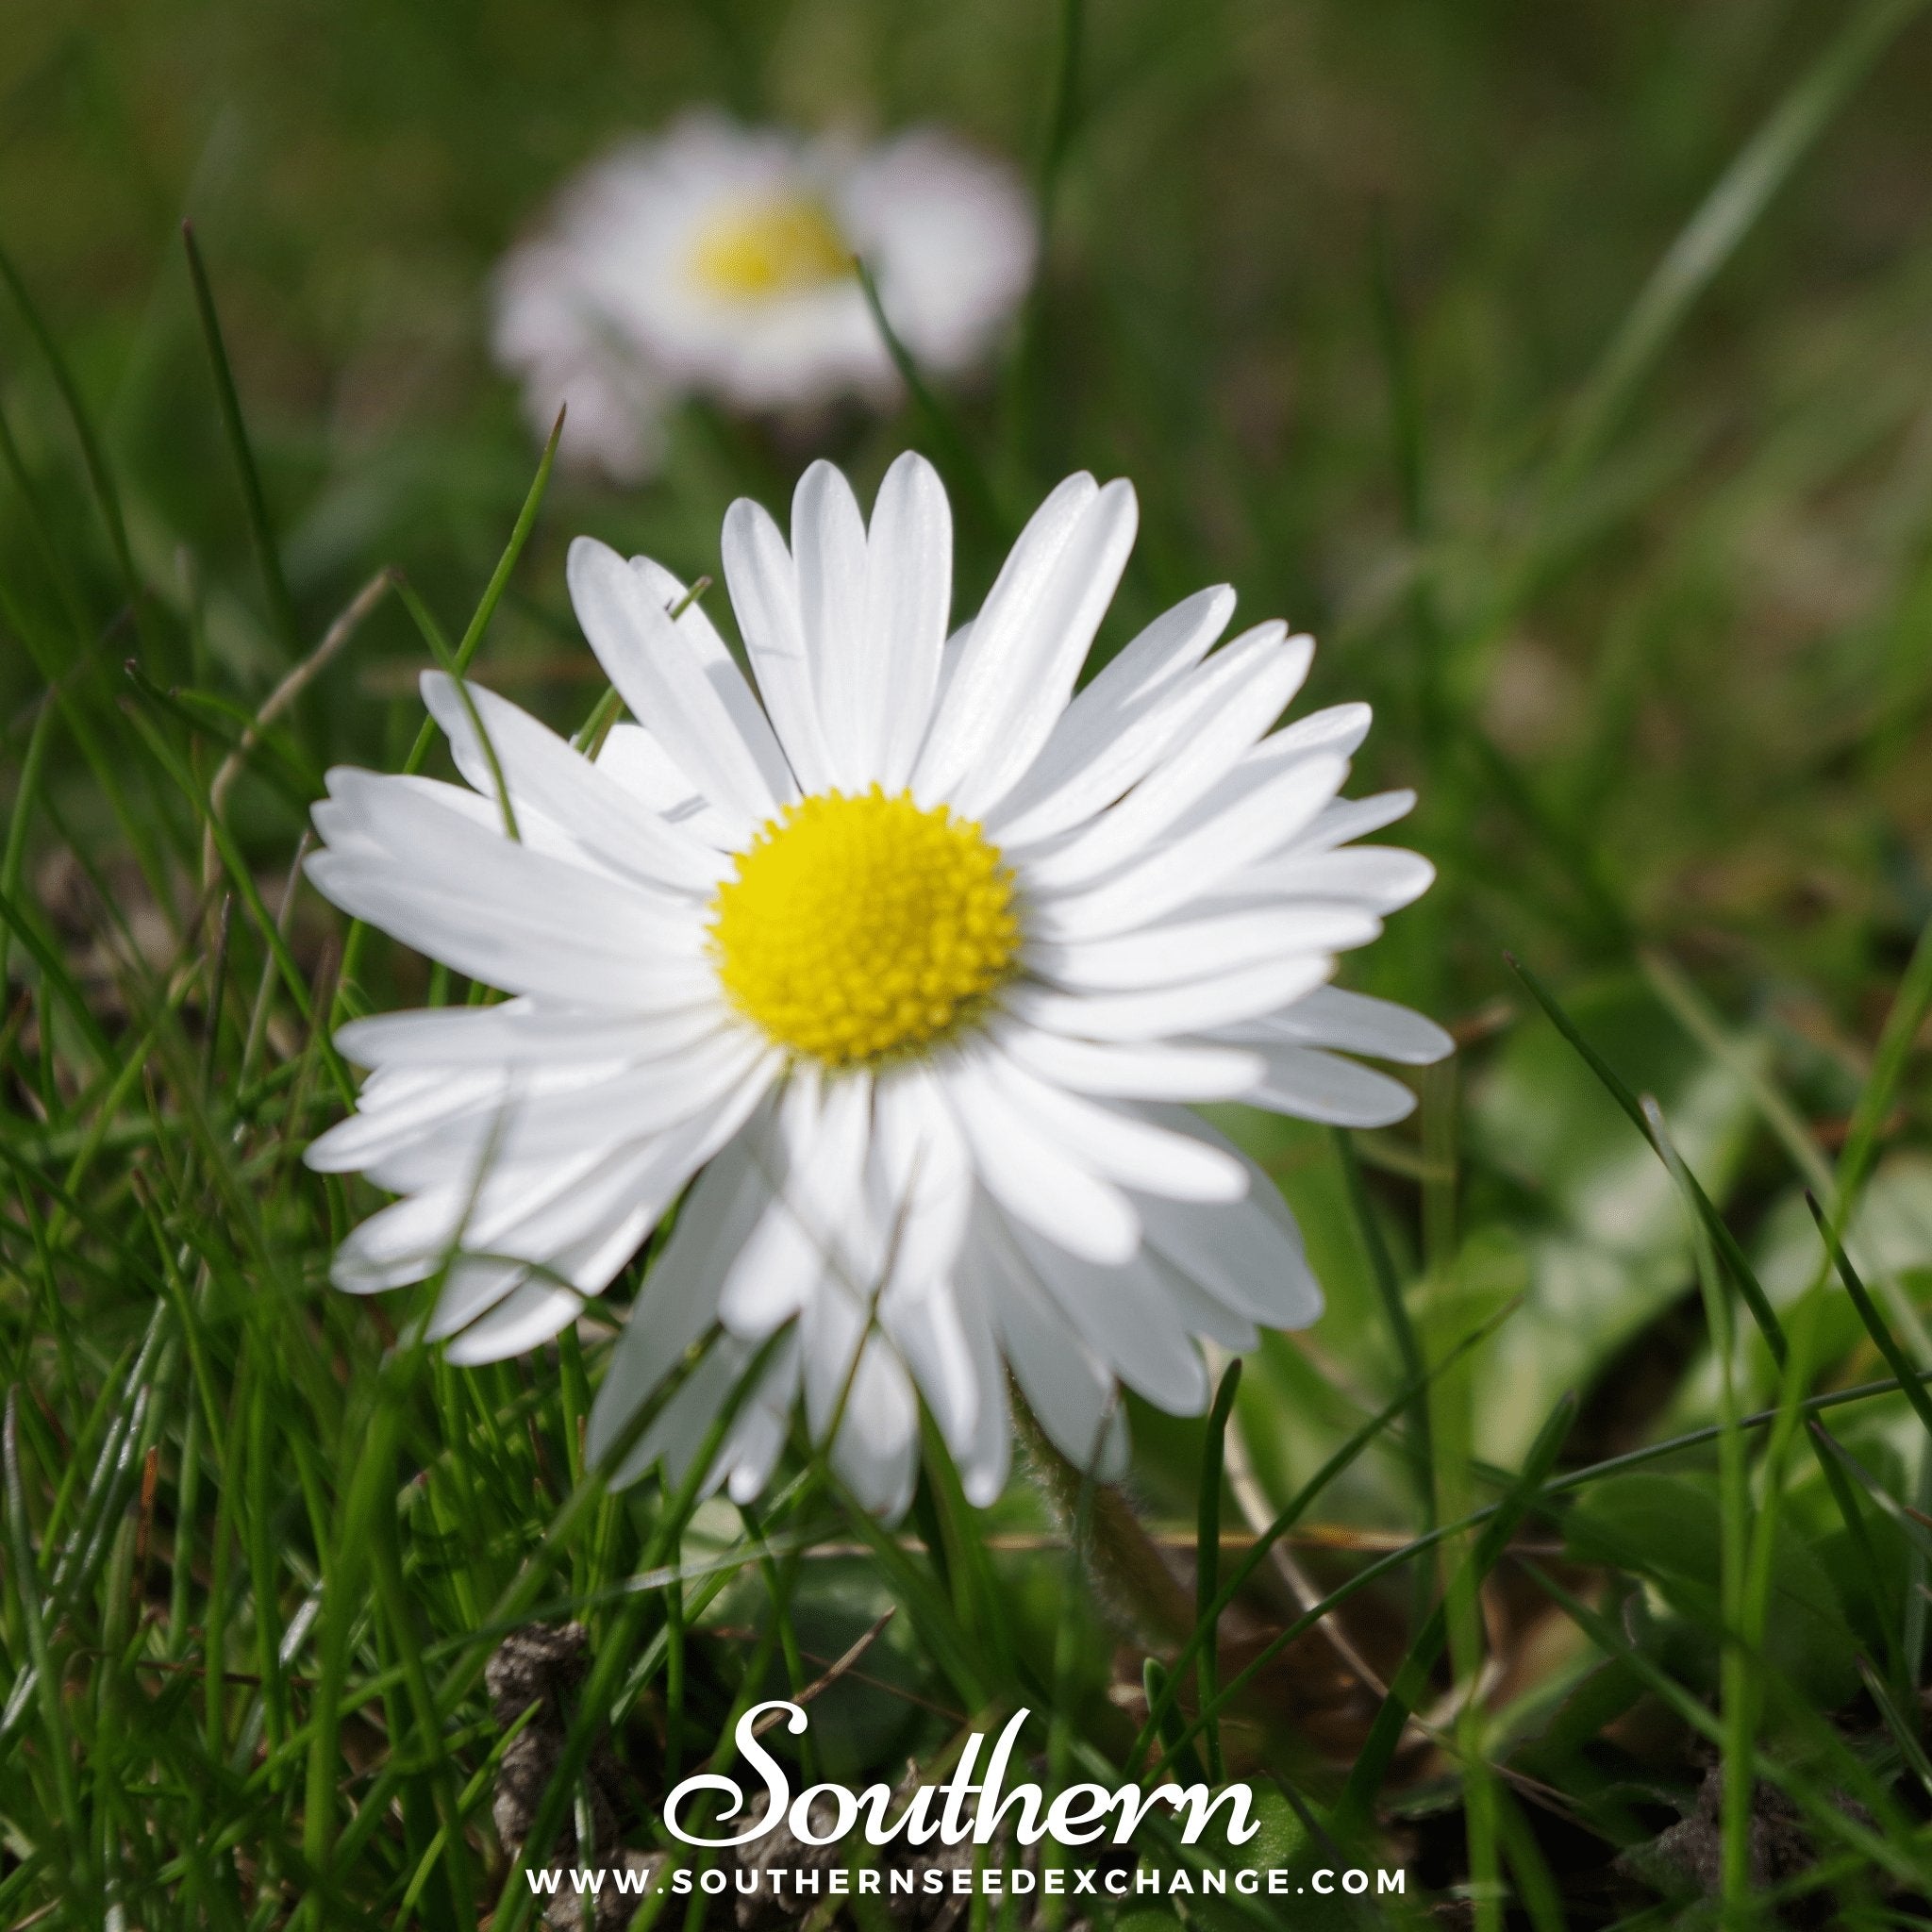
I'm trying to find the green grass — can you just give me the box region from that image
[7,0,1932,1924]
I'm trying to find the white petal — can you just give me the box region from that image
[979,1048,1246,1202]
[940,1047,1139,1264]
[966,1214,1127,1478]
[1003,953,1335,1042]
[801,1293,917,1491]
[334,1000,725,1072]
[368,1062,772,1341]
[791,461,873,788]
[864,452,953,791]
[1029,908,1357,993]
[868,1066,974,1303]
[721,497,835,792]
[1263,701,1373,762]
[421,1256,528,1334]
[443,1282,582,1364]
[1152,1250,1260,1353]
[1017,629,1311,892]
[1031,753,1348,942]
[951,1275,1012,1506]
[332,1143,608,1291]
[307,1065,503,1173]
[1290,790,1416,853]
[420,673,726,895]
[1142,901,1383,956]
[619,1330,801,1496]
[1137,1187,1323,1331]
[881,1275,978,1452]
[1225,985,1453,1065]
[1247,846,1436,913]
[717,1341,801,1503]
[911,472,1095,794]
[1244,1043,1418,1127]
[1132,1105,1322,1325]
[594,721,729,842]
[626,557,791,804]
[619,1340,742,1492]
[840,128,1038,380]
[308,854,715,1008]
[716,1070,874,1330]
[584,1127,763,1471]
[1008,1221,1209,1413]
[365,1034,775,1190]
[991,1023,1263,1101]
[568,536,788,839]
[915,475,1141,816]
[307,855,706,1025]
[828,1348,920,1520]
[986,589,1248,847]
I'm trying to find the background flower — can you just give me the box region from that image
[493,114,1037,477]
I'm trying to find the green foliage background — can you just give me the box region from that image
[6,0,1932,1925]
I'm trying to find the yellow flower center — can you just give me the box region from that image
[710,788,1021,1067]
[690,194,852,301]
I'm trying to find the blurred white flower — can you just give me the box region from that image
[492,115,1038,479]
[305,455,1450,1518]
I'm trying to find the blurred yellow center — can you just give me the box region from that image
[691,195,851,300]
[710,788,1020,1067]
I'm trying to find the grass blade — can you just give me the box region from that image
[4,1388,85,1890]
[333,411,563,1022]
[1644,1094,1753,1921]
[856,257,1004,538]
[391,575,520,841]
[180,220,302,655]
[1507,951,1787,1361]
[1335,1127,1435,1527]
[1194,1358,1240,1784]
[1552,0,1930,489]
[1331,1390,1575,1844]
[0,239,142,623]
[1807,1191,1932,1443]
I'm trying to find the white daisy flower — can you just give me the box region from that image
[492,113,1038,480]
[306,455,1450,1518]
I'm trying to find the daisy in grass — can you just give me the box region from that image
[305,455,1449,1517]
[493,113,1036,480]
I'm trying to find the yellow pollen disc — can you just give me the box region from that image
[710,788,1021,1067]
[690,194,852,300]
